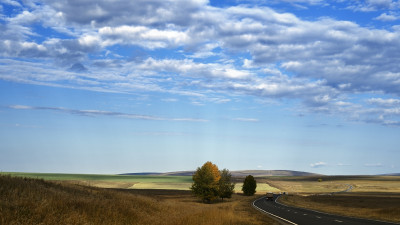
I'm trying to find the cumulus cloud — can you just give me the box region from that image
[1,0,21,7]
[367,98,400,106]
[2,1,400,126]
[98,25,190,49]
[345,0,400,11]
[375,12,400,21]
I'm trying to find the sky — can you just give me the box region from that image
[1,0,400,175]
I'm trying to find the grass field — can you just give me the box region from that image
[261,175,400,194]
[0,172,193,190]
[0,175,279,225]
[0,172,192,182]
[3,172,399,194]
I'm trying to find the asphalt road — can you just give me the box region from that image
[253,195,400,225]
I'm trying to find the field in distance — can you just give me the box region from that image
[3,172,400,194]
[0,171,284,192]
[1,172,193,190]
[263,175,400,194]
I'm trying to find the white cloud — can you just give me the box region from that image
[367,98,400,106]
[162,98,178,102]
[7,105,208,122]
[99,25,189,49]
[233,118,260,122]
[364,163,384,167]
[310,161,327,168]
[337,163,352,166]
[375,12,400,21]
[1,0,21,7]
[346,0,400,11]
[2,1,400,126]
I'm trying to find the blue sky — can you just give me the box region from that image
[1,0,400,175]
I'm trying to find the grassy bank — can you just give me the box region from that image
[278,193,400,223]
[0,175,278,225]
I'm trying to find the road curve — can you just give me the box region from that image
[253,195,400,225]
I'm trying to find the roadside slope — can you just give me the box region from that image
[0,175,279,225]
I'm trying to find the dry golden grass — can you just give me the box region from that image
[234,182,281,194]
[279,193,400,223]
[261,179,346,194]
[0,175,279,225]
[262,176,400,194]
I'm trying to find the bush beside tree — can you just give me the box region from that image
[218,169,235,201]
[242,175,257,196]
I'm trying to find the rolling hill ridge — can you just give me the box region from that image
[120,170,320,177]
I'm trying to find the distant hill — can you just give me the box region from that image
[162,171,196,176]
[120,170,319,177]
[230,170,320,177]
[119,172,163,176]
[379,173,400,176]
[120,171,194,176]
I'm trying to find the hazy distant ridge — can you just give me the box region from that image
[378,173,400,176]
[121,170,320,177]
[230,170,320,177]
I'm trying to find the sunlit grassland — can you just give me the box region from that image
[261,176,400,194]
[1,172,282,192]
[264,179,346,194]
[234,182,281,193]
[0,175,278,225]
[0,172,192,182]
[4,172,399,194]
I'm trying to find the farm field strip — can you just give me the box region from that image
[262,176,400,194]
[0,172,192,182]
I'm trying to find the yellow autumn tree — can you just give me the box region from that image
[191,161,221,203]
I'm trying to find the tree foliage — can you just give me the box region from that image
[191,161,221,203]
[191,162,235,203]
[242,175,257,196]
[218,169,235,201]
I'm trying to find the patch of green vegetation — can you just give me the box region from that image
[132,182,192,190]
[0,172,192,183]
